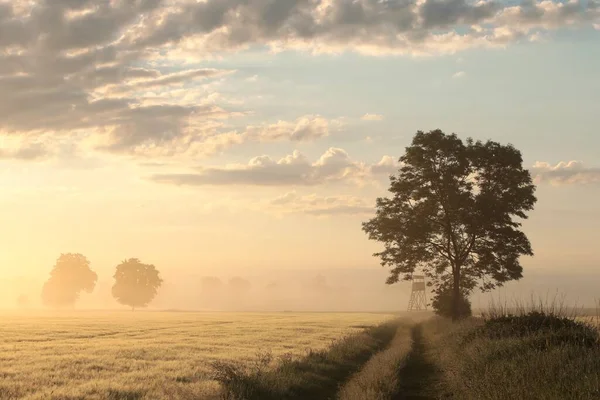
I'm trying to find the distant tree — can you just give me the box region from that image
[41,253,97,308]
[308,274,330,294]
[431,284,472,318]
[363,130,537,320]
[199,276,224,309]
[16,294,30,309]
[228,277,251,295]
[111,258,163,311]
[201,276,224,294]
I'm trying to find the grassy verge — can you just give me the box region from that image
[212,319,400,400]
[336,322,413,400]
[423,301,600,400]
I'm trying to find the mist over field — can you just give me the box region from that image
[3,267,599,312]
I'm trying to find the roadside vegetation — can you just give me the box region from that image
[424,299,600,400]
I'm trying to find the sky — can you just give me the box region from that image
[0,0,599,307]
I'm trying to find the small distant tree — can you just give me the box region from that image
[17,294,30,309]
[112,258,163,311]
[362,130,537,320]
[228,277,251,295]
[201,276,224,294]
[41,253,97,308]
[308,274,330,294]
[431,284,472,318]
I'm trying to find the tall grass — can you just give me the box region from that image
[424,297,600,400]
[483,292,580,319]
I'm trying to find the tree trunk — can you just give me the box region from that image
[452,266,461,322]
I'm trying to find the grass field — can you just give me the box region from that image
[0,311,395,400]
[3,308,599,400]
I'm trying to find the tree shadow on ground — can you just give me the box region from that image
[395,324,451,400]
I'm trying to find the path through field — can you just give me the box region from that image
[335,318,448,400]
[394,325,446,400]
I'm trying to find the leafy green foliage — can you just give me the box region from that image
[111,258,163,310]
[41,253,97,308]
[362,129,537,319]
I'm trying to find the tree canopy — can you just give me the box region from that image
[362,129,537,320]
[111,258,163,310]
[41,253,97,308]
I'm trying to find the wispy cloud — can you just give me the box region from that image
[184,115,345,157]
[453,71,466,79]
[149,149,398,187]
[361,113,384,121]
[270,191,374,216]
[0,142,49,161]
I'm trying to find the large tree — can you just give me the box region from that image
[41,253,97,308]
[362,130,537,320]
[112,258,163,311]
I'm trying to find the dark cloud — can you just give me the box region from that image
[128,0,599,54]
[0,0,597,158]
[420,0,499,30]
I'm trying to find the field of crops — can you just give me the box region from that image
[0,311,395,400]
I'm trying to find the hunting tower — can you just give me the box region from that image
[407,275,427,311]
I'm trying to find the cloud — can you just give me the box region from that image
[453,71,466,78]
[127,0,600,57]
[361,113,384,121]
[243,115,340,142]
[105,68,235,94]
[167,115,343,157]
[0,0,597,159]
[532,161,600,185]
[92,104,236,156]
[150,148,396,187]
[370,156,401,175]
[0,142,49,161]
[269,191,374,216]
